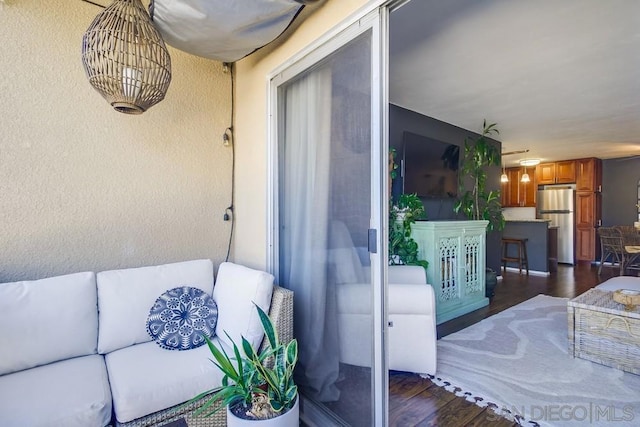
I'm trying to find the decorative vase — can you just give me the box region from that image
[226,396,299,427]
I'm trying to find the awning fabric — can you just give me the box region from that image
[150,0,318,62]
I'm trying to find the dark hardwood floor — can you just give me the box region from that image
[322,263,623,427]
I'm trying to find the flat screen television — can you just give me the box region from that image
[402,131,459,198]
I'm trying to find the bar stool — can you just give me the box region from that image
[502,237,529,275]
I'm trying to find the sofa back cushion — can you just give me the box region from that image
[0,272,98,376]
[97,259,214,354]
[213,262,274,350]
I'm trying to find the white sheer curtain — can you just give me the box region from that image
[279,66,341,401]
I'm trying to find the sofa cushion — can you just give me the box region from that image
[146,286,218,351]
[0,354,112,427]
[0,272,98,376]
[105,340,223,423]
[97,259,214,354]
[213,262,274,350]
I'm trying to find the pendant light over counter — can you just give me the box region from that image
[519,158,540,183]
[500,163,509,183]
[81,0,172,114]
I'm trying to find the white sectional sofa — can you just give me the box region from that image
[0,260,293,427]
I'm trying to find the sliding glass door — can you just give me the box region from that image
[268,9,388,426]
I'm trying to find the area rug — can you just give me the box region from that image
[425,295,640,427]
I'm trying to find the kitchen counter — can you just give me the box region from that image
[503,220,550,274]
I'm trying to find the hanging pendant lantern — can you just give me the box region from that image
[82,0,172,114]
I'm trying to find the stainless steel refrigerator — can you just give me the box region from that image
[537,187,574,264]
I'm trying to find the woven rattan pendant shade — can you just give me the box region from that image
[82,0,171,114]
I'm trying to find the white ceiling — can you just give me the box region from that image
[389,0,640,167]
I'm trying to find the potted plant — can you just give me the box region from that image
[454,120,505,298]
[453,120,505,231]
[191,304,298,426]
[389,193,429,269]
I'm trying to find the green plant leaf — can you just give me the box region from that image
[254,302,277,349]
[285,339,298,365]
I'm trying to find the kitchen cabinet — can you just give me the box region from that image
[575,228,596,261]
[575,158,602,192]
[536,160,576,185]
[576,192,596,227]
[574,158,602,263]
[500,167,536,207]
[536,163,555,185]
[556,161,577,183]
[501,168,519,206]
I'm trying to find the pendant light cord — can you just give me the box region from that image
[224,63,235,262]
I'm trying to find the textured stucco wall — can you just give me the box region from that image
[0,1,232,282]
[234,0,369,270]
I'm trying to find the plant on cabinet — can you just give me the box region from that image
[389,193,429,269]
[454,120,505,232]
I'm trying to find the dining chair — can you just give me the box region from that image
[615,225,640,274]
[598,226,625,275]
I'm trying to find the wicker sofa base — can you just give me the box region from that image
[116,392,224,427]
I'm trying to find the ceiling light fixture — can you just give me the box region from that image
[519,158,541,167]
[81,0,172,114]
[521,167,531,183]
[501,162,509,183]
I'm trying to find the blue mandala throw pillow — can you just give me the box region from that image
[146,286,218,351]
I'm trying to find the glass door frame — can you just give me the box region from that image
[266,6,391,426]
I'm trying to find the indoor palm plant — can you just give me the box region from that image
[191,304,298,426]
[453,120,505,232]
[454,120,504,298]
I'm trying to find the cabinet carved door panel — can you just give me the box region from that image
[508,169,520,206]
[500,182,508,207]
[576,192,595,227]
[576,159,595,191]
[537,163,556,185]
[521,168,536,207]
[575,158,601,192]
[556,161,576,183]
[575,227,595,261]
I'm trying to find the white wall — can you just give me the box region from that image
[0,0,232,282]
[233,0,369,270]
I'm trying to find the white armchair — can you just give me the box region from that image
[330,221,437,375]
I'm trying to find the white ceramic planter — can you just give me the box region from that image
[226,397,299,427]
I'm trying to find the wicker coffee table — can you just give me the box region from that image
[568,288,640,374]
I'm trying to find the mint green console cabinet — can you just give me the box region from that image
[411,220,489,324]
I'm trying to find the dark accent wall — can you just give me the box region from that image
[389,104,503,272]
[602,158,640,226]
